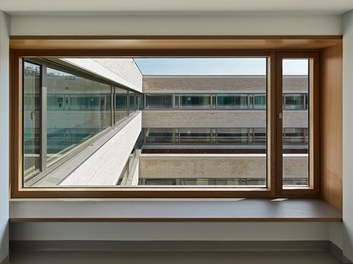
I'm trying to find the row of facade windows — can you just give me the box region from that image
[25,92,308,112]
[144,93,308,110]
[143,127,308,145]
[23,61,142,181]
[139,177,308,186]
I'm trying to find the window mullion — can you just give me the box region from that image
[111,86,114,126]
[268,52,282,195]
[40,65,48,172]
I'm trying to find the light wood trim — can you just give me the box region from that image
[9,217,342,223]
[9,36,342,50]
[10,35,343,40]
[10,51,22,198]
[320,44,343,209]
[311,53,321,195]
[275,53,284,194]
[12,49,272,57]
[268,52,278,195]
[275,51,320,197]
[9,38,340,199]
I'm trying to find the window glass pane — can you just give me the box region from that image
[180,95,211,109]
[175,96,179,108]
[46,67,111,166]
[179,128,212,143]
[254,95,266,109]
[283,128,308,144]
[138,94,144,110]
[23,62,41,179]
[282,59,309,187]
[138,58,267,187]
[115,87,128,123]
[254,128,266,144]
[129,91,135,113]
[145,128,174,143]
[146,95,173,109]
[22,57,268,189]
[143,179,177,185]
[134,93,139,111]
[140,178,267,186]
[216,128,250,144]
[284,94,306,110]
[217,94,248,109]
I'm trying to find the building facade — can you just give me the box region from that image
[22,59,309,188]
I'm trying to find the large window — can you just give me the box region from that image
[12,50,320,198]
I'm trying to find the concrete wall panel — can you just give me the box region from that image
[143,110,307,128]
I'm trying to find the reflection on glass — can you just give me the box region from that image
[145,128,174,143]
[144,93,270,110]
[217,94,248,109]
[282,59,309,187]
[143,127,273,147]
[254,95,266,109]
[179,128,211,143]
[253,128,266,144]
[144,179,177,185]
[283,128,308,144]
[46,67,112,165]
[140,178,266,186]
[137,94,144,110]
[146,95,173,109]
[23,62,41,179]
[216,128,250,144]
[115,87,128,123]
[128,91,139,112]
[180,95,211,109]
[283,94,307,110]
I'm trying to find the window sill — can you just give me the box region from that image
[9,198,342,222]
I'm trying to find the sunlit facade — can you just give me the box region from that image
[22,58,309,188]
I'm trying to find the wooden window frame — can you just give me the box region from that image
[275,51,320,197]
[9,36,332,199]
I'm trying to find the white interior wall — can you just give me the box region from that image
[10,222,329,241]
[329,223,343,249]
[4,12,347,254]
[10,14,341,36]
[0,11,10,263]
[342,10,353,262]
